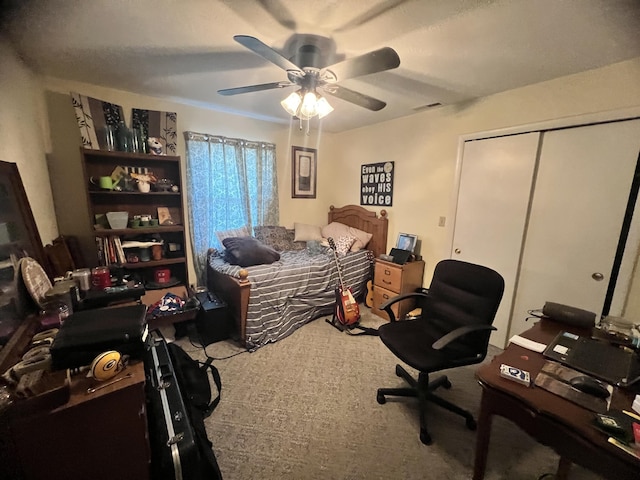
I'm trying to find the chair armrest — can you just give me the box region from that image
[379,292,430,322]
[432,324,497,350]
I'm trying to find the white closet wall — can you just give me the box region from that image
[451,133,540,347]
[452,118,640,348]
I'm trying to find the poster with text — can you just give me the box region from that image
[361,161,394,206]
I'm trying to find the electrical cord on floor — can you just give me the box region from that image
[184,327,248,361]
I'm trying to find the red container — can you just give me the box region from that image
[91,266,112,290]
[154,268,171,284]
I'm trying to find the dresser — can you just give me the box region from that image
[0,315,151,480]
[372,259,425,320]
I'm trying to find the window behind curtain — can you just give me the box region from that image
[184,132,279,283]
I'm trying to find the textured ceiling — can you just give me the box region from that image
[3,0,640,133]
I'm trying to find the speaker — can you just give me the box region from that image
[542,301,597,328]
[194,291,235,345]
[389,248,411,265]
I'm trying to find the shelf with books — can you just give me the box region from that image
[81,147,189,289]
[94,225,184,237]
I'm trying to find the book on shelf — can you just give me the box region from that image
[95,236,105,265]
[112,235,126,264]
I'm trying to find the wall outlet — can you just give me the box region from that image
[438,216,446,227]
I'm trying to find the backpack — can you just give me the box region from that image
[166,342,223,480]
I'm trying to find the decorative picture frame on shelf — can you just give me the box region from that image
[132,108,178,155]
[291,146,317,198]
[70,92,124,150]
[157,207,173,226]
[396,232,418,252]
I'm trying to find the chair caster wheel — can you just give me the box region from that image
[376,392,386,404]
[395,365,404,377]
[466,418,477,430]
[442,378,452,389]
[420,430,432,445]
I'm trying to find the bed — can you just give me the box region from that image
[206,205,389,349]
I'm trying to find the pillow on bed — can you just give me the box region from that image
[222,236,280,267]
[294,222,323,242]
[216,226,250,246]
[286,229,307,251]
[322,222,373,252]
[254,225,294,251]
[333,235,356,256]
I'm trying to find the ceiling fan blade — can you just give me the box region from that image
[218,81,293,96]
[234,35,301,72]
[322,47,400,82]
[323,85,387,111]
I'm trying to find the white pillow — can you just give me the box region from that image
[321,222,373,252]
[334,235,356,256]
[294,222,323,242]
[215,225,250,246]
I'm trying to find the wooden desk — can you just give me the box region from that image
[473,319,640,480]
[9,361,150,480]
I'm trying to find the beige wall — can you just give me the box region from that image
[4,34,640,291]
[328,57,640,280]
[0,38,58,245]
[41,76,337,282]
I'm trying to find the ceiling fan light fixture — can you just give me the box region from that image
[300,91,319,118]
[281,91,302,116]
[316,96,334,119]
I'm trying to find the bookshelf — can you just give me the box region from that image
[80,148,188,288]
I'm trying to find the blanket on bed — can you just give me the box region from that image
[208,248,371,349]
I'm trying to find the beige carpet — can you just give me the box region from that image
[175,308,604,480]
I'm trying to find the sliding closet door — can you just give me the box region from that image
[452,132,540,348]
[509,119,640,338]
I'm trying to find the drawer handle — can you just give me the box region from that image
[384,269,391,275]
[383,294,389,300]
[382,279,391,285]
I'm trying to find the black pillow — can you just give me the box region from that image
[222,236,280,267]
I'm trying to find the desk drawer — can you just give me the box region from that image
[374,262,402,292]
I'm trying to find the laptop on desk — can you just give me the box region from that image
[543,331,640,386]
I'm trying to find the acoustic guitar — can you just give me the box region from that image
[365,280,374,308]
[327,237,360,326]
[364,251,375,308]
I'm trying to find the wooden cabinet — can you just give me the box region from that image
[8,361,150,480]
[372,259,425,320]
[80,148,188,287]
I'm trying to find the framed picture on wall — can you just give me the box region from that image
[291,146,317,198]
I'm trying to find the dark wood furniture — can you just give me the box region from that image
[372,258,424,321]
[0,314,150,480]
[207,204,389,345]
[80,148,188,287]
[474,319,640,480]
[10,361,150,480]
[0,160,50,345]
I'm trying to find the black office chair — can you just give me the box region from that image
[377,259,505,445]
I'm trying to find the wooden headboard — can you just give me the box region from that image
[328,205,388,258]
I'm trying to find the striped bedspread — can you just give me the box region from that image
[208,248,372,349]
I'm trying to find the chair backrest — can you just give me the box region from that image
[44,235,84,278]
[424,259,505,358]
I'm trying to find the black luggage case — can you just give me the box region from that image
[145,331,200,480]
[50,304,148,370]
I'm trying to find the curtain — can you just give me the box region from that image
[184,132,279,283]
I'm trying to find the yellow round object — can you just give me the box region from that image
[90,351,122,381]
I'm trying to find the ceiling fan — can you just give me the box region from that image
[217,35,401,121]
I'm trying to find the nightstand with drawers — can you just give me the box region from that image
[372,259,425,320]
